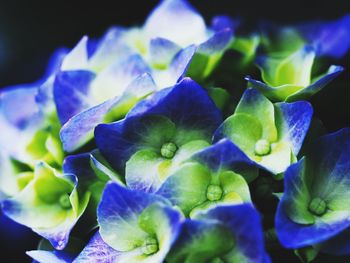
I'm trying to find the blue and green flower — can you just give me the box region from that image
[246,46,343,101]
[214,88,312,175]
[95,78,222,192]
[276,128,350,255]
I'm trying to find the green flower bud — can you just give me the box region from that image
[254,139,271,156]
[206,185,223,201]
[308,197,327,216]
[142,237,159,255]
[160,142,177,159]
[59,194,71,210]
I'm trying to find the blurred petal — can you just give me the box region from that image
[144,0,207,46]
[61,36,89,71]
[149,37,181,68]
[299,14,350,58]
[211,15,240,32]
[61,73,156,152]
[154,45,196,88]
[53,70,96,124]
[89,54,150,103]
[89,27,132,71]
[198,28,233,55]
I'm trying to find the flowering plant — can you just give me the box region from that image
[1,0,350,262]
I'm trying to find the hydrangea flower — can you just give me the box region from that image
[246,46,344,101]
[157,139,256,217]
[92,182,183,263]
[214,88,313,175]
[95,78,222,192]
[55,35,196,152]
[261,14,350,59]
[1,162,90,249]
[167,204,270,263]
[120,0,234,78]
[275,128,350,254]
[0,53,68,205]
[55,0,234,153]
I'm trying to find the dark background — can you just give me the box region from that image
[0,0,350,262]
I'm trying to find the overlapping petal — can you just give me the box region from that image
[276,128,350,250]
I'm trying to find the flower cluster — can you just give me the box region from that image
[0,0,350,262]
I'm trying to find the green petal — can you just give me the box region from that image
[218,113,262,157]
[4,163,75,229]
[137,115,177,149]
[255,141,292,175]
[126,149,164,193]
[158,162,211,216]
[235,89,277,142]
[275,47,315,87]
[167,220,234,263]
[219,171,251,202]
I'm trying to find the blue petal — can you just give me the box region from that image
[200,204,270,263]
[89,27,132,70]
[191,139,258,182]
[53,70,96,124]
[63,153,96,185]
[276,129,350,248]
[61,73,156,152]
[275,100,313,155]
[97,182,170,250]
[165,45,196,85]
[127,77,222,132]
[61,36,89,70]
[198,28,233,55]
[60,99,116,152]
[149,37,181,67]
[73,232,121,262]
[319,227,350,256]
[275,198,350,249]
[94,120,137,172]
[0,86,41,130]
[89,54,150,103]
[211,15,240,32]
[299,14,350,58]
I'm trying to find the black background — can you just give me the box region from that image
[0,0,350,262]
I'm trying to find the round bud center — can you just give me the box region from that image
[308,197,327,216]
[59,194,71,209]
[142,237,159,255]
[206,185,223,201]
[160,142,177,159]
[254,139,271,156]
